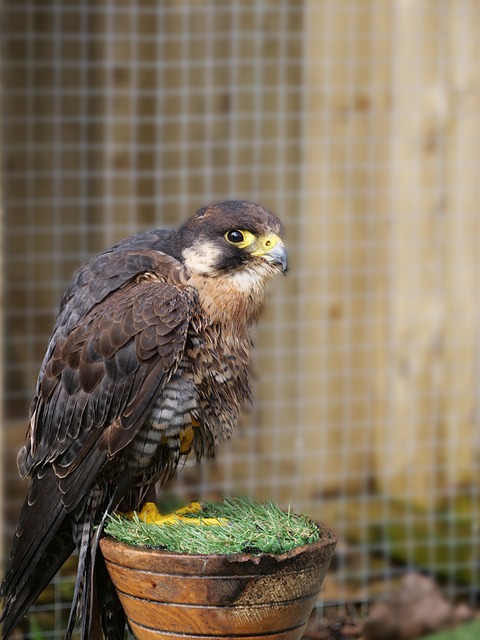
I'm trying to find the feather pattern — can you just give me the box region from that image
[1,200,286,639]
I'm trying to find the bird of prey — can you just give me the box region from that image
[1,200,287,639]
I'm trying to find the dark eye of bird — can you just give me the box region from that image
[226,230,244,243]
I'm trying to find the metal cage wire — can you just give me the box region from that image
[3,1,480,638]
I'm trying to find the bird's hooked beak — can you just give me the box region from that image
[252,234,288,273]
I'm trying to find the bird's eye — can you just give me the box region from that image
[226,230,244,244]
[224,229,256,248]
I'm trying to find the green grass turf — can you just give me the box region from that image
[104,496,320,555]
[423,620,480,639]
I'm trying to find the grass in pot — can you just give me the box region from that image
[100,497,337,640]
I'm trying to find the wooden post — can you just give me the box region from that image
[373,0,480,506]
[299,0,393,501]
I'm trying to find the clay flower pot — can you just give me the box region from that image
[100,526,337,640]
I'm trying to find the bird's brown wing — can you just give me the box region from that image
[36,245,179,379]
[21,267,193,498]
[1,252,195,637]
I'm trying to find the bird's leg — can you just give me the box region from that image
[179,418,201,456]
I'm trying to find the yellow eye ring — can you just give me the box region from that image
[224,229,256,249]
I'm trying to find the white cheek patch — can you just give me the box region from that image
[182,241,223,276]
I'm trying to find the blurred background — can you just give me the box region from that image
[2,0,480,637]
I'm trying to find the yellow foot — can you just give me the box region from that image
[125,501,227,526]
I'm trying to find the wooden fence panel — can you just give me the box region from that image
[373,0,480,506]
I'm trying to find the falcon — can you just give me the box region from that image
[1,200,287,639]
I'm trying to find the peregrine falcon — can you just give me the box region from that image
[0,200,287,639]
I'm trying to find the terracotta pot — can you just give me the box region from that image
[100,526,337,640]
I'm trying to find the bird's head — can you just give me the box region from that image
[175,200,287,288]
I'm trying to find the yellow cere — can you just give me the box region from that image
[250,232,281,256]
[125,501,228,527]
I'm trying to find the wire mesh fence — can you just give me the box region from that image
[3,1,480,637]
